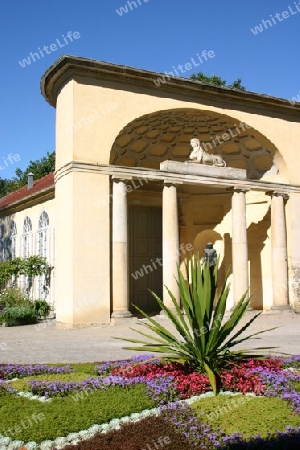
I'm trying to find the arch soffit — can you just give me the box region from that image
[110,108,287,181]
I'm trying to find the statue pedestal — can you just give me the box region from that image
[160,161,247,180]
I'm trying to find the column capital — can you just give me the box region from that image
[111,175,132,183]
[272,191,290,200]
[163,180,183,187]
[232,187,249,194]
[267,191,289,200]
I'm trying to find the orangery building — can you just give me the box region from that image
[0,55,300,328]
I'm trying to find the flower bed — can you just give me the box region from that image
[106,357,283,398]
[0,356,299,449]
[0,364,73,380]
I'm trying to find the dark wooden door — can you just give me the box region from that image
[129,206,162,314]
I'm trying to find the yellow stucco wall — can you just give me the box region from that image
[54,169,111,327]
[47,64,300,324]
[55,79,299,182]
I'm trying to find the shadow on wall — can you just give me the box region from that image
[247,207,271,309]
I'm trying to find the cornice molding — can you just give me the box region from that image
[40,56,300,118]
[54,161,300,194]
[0,188,55,217]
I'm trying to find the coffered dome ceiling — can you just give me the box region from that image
[110,109,278,180]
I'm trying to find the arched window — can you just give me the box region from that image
[37,211,49,258]
[37,211,50,299]
[22,217,32,257]
[9,221,17,258]
[0,222,4,262]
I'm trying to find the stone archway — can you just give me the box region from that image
[110,108,289,314]
[110,108,288,182]
[193,230,224,259]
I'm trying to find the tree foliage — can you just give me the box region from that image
[190,72,246,90]
[0,151,55,197]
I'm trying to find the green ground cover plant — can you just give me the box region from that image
[0,357,299,449]
[191,394,300,438]
[0,385,155,443]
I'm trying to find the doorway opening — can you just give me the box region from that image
[129,206,162,315]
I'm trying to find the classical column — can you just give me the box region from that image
[163,183,180,308]
[271,192,290,309]
[111,178,132,318]
[231,189,249,306]
[287,193,300,312]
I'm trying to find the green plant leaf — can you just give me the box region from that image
[117,254,277,395]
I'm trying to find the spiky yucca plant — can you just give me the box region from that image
[118,255,276,395]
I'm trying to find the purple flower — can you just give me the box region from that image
[0,364,73,380]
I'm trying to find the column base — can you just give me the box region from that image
[111,310,133,318]
[229,306,254,312]
[159,307,177,319]
[271,304,291,310]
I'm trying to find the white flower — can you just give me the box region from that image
[18,392,32,398]
[7,441,24,450]
[138,409,154,418]
[108,418,120,427]
[100,424,111,433]
[0,436,11,446]
[66,433,80,442]
[87,425,102,434]
[119,416,130,423]
[54,437,67,446]
[129,412,141,422]
[78,430,90,439]
[40,440,55,450]
[39,396,50,403]
[24,442,38,450]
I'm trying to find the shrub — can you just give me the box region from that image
[0,305,37,326]
[32,299,52,318]
[0,286,31,308]
[0,284,52,324]
[0,258,23,290]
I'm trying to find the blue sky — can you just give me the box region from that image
[1,0,299,179]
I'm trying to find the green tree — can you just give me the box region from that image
[190,72,246,90]
[0,179,6,198]
[0,151,55,197]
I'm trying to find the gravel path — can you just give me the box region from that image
[0,310,299,364]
